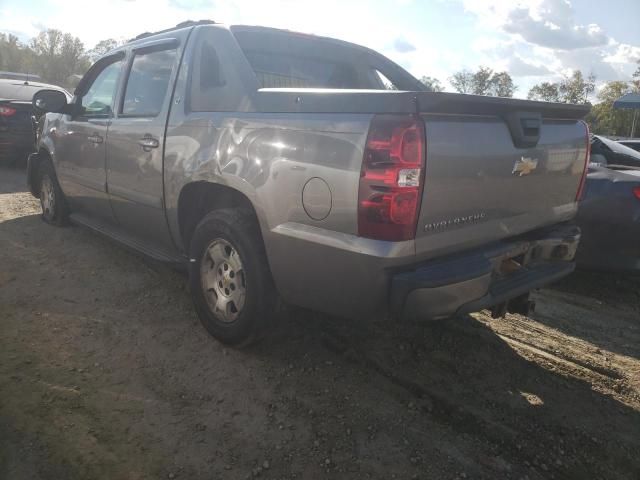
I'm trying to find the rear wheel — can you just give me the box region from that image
[38,161,68,226]
[189,208,277,346]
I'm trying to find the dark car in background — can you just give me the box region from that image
[617,139,640,153]
[590,135,640,168]
[0,78,70,166]
[575,136,640,271]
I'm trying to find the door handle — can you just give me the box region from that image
[138,136,159,151]
[87,133,103,144]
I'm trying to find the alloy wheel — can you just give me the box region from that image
[200,238,247,323]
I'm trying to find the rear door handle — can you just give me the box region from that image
[138,136,159,151]
[87,133,103,144]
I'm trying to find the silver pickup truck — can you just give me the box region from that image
[27,21,590,345]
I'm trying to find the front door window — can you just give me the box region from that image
[81,61,122,117]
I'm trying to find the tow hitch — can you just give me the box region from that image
[490,293,536,318]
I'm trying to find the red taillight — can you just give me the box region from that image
[576,121,590,201]
[358,115,425,241]
[0,106,16,116]
[633,186,640,200]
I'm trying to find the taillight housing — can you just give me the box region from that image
[358,114,425,241]
[575,121,591,201]
[0,106,16,116]
[633,186,640,200]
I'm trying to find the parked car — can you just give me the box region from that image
[0,71,42,82]
[27,21,590,345]
[590,135,640,168]
[574,136,640,270]
[0,78,70,166]
[617,139,640,153]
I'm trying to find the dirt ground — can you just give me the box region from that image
[1,166,639,480]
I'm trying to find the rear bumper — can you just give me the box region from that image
[390,223,580,320]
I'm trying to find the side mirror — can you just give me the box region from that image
[32,89,68,113]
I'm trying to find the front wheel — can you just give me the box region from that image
[189,208,277,346]
[38,161,68,226]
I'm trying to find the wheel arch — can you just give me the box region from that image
[27,147,54,197]
[177,181,264,254]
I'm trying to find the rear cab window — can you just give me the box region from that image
[243,51,364,89]
[231,27,423,91]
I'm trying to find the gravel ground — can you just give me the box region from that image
[1,166,639,480]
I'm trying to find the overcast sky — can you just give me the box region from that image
[1,0,639,98]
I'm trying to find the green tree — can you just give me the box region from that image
[491,71,516,98]
[449,69,474,94]
[0,33,34,73]
[559,70,595,104]
[470,66,494,95]
[632,59,640,93]
[587,81,634,137]
[449,67,515,97]
[30,29,89,86]
[527,82,561,102]
[420,76,443,92]
[88,38,122,62]
[527,71,595,104]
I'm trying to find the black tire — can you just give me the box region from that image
[189,208,277,346]
[38,160,69,226]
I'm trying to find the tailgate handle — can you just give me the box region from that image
[504,111,541,148]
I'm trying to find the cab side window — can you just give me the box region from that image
[121,48,177,117]
[81,60,123,117]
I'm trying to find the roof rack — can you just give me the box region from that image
[129,19,216,42]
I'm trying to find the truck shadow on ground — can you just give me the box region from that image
[532,270,640,359]
[1,212,639,479]
[256,308,640,479]
[0,165,28,194]
[551,269,640,304]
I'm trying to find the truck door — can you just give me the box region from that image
[55,54,124,223]
[105,38,182,251]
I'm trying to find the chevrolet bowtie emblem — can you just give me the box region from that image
[512,156,538,176]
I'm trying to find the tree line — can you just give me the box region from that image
[0,30,121,88]
[1,28,639,137]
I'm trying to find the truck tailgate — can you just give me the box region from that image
[416,115,588,259]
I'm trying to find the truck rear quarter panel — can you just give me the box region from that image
[163,110,411,317]
[162,25,423,318]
